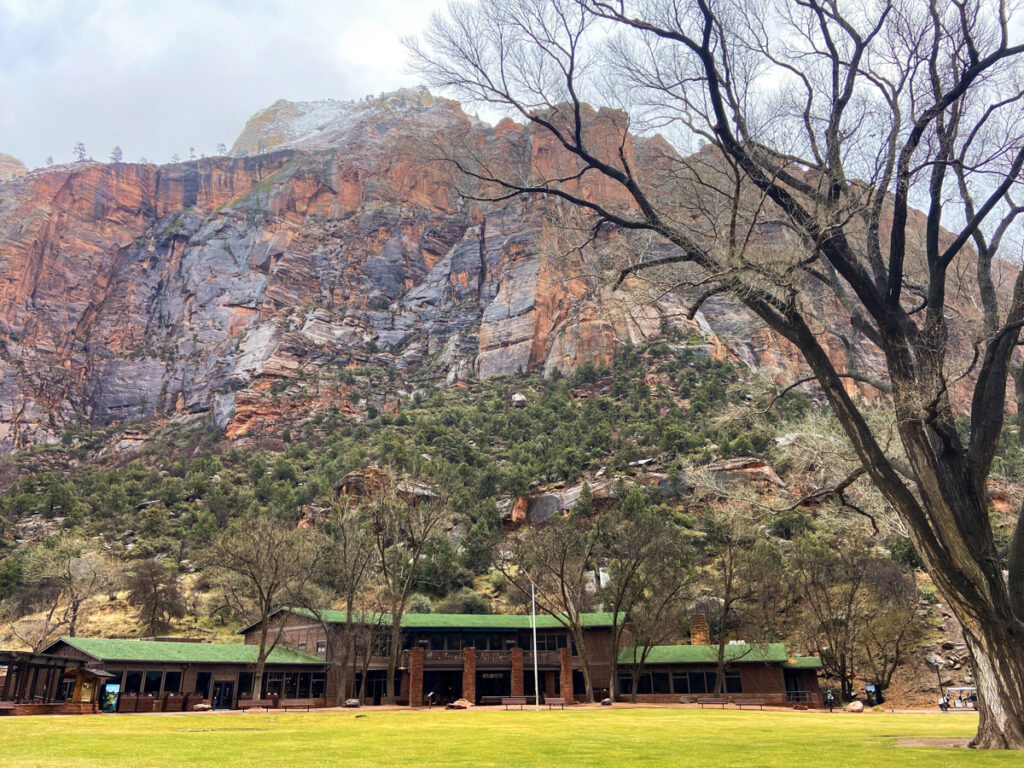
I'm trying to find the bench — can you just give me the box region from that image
[281,699,324,712]
[545,697,567,710]
[697,697,728,709]
[502,696,528,710]
[736,699,765,710]
[480,696,504,706]
[239,698,276,711]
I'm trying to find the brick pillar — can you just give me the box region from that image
[510,648,524,697]
[559,647,574,704]
[409,646,425,707]
[690,613,711,646]
[462,647,477,704]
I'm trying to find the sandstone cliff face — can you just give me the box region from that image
[0,154,26,181]
[1,92,750,452]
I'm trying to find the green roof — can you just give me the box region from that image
[54,637,325,665]
[618,643,791,665]
[782,656,823,670]
[283,608,617,631]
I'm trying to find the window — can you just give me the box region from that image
[123,671,143,694]
[144,671,162,695]
[672,673,689,695]
[688,671,707,694]
[310,673,326,699]
[163,671,182,694]
[284,672,299,699]
[429,633,447,650]
[725,670,742,694]
[297,642,306,651]
[194,671,212,698]
[651,673,671,694]
[534,633,568,652]
[316,642,326,654]
[618,676,633,695]
[237,672,253,698]
[264,672,284,697]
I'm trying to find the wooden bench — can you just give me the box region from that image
[281,699,324,712]
[480,696,503,706]
[239,698,276,711]
[545,697,567,710]
[736,699,765,710]
[697,697,728,709]
[501,696,528,710]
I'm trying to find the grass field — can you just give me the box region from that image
[0,708,1016,768]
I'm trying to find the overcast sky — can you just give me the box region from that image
[0,0,451,168]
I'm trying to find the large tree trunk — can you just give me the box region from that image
[964,624,1024,749]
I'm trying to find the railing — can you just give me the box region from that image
[524,651,560,666]
[475,650,510,664]
[424,650,464,664]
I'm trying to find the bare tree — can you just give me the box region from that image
[500,507,603,702]
[599,484,693,700]
[364,472,448,704]
[790,535,868,701]
[413,0,1024,746]
[310,499,380,705]
[202,514,320,697]
[858,557,924,703]
[72,142,87,162]
[2,535,117,648]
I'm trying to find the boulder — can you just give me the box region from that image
[446,698,473,709]
[846,700,864,713]
[344,699,361,708]
[601,698,612,706]
[191,703,212,712]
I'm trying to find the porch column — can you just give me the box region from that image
[510,648,524,697]
[462,648,476,704]
[409,646,424,707]
[558,648,574,704]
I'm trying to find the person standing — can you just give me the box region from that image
[826,690,835,713]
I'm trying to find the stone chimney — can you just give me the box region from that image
[690,613,711,646]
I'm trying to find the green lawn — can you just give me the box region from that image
[0,708,1015,768]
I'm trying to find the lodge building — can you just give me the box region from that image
[0,612,821,714]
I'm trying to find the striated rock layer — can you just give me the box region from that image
[0,90,823,453]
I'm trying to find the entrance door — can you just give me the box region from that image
[211,680,235,709]
[366,674,387,706]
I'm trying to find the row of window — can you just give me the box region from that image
[618,669,743,695]
[263,671,327,700]
[401,632,571,652]
[295,641,328,654]
[121,670,183,695]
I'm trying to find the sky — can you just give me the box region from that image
[0,0,451,168]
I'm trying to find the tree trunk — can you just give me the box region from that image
[962,620,1024,748]
[385,618,401,704]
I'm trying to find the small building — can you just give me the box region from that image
[616,643,823,706]
[39,637,326,712]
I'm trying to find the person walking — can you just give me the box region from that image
[826,690,835,713]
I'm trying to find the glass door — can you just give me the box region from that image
[211,680,235,709]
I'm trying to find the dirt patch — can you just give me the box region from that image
[894,737,969,748]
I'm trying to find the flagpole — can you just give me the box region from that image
[531,581,540,710]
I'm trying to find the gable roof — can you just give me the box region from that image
[271,607,617,632]
[47,637,324,666]
[617,643,791,665]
